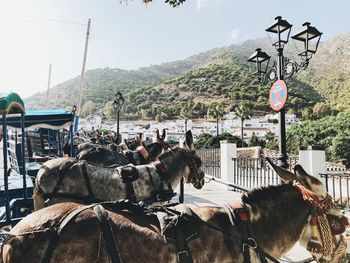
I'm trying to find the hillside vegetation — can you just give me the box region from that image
[25,33,350,121]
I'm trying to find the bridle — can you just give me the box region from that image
[178,148,204,186]
[293,182,348,262]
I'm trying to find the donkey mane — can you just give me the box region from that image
[241,183,302,206]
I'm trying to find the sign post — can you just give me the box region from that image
[269,79,289,168]
[269,80,288,111]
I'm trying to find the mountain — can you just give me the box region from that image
[25,32,350,120]
[298,33,350,112]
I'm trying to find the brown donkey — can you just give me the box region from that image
[2,159,348,262]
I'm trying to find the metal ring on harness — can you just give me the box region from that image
[243,238,258,251]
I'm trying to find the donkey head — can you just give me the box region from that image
[267,158,349,262]
[179,130,204,189]
[152,129,166,143]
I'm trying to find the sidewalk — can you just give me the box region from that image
[174,180,316,262]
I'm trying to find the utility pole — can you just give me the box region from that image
[46,64,52,102]
[77,18,91,115]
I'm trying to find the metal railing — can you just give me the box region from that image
[320,173,350,209]
[232,157,299,190]
[197,148,221,178]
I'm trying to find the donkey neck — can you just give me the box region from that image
[157,147,187,188]
[242,183,310,259]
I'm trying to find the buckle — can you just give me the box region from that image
[242,238,257,251]
[177,250,190,262]
[155,194,162,202]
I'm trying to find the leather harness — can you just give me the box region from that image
[43,160,175,205]
[41,203,122,263]
[224,204,281,263]
[43,161,98,204]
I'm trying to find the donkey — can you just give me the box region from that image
[77,129,169,166]
[76,141,167,166]
[3,159,348,263]
[33,130,204,210]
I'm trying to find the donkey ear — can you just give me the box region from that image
[266,157,295,182]
[152,129,159,142]
[294,165,311,188]
[161,129,166,141]
[181,130,194,150]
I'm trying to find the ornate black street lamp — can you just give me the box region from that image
[113,91,125,144]
[248,16,322,168]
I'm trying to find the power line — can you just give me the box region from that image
[0,11,86,26]
[90,30,107,68]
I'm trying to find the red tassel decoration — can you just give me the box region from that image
[307,216,324,254]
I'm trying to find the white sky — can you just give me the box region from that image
[0,0,348,98]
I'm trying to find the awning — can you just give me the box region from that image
[0,92,25,115]
[3,109,74,129]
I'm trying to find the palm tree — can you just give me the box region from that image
[180,103,193,132]
[235,104,252,147]
[265,131,275,143]
[207,103,226,147]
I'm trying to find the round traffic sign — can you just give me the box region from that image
[269,80,288,111]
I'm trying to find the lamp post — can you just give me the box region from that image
[248,16,322,168]
[113,91,125,144]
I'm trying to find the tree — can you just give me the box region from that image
[122,0,186,7]
[248,132,266,147]
[81,100,96,117]
[155,113,164,123]
[102,101,116,119]
[330,134,350,164]
[235,104,252,147]
[207,103,226,146]
[194,133,213,149]
[312,102,332,119]
[180,101,194,131]
[265,131,275,143]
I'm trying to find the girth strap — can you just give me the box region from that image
[41,204,123,263]
[175,227,193,263]
[93,205,123,263]
[224,205,280,263]
[41,204,96,263]
[44,161,95,203]
[80,161,95,202]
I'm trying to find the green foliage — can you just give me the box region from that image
[141,0,186,7]
[266,138,279,151]
[248,133,266,147]
[207,102,226,120]
[25,33,350,123]
[194,132,243,149]
[265,131,275,143]
[194,133,213,149]
[286,112,350,162]
[80,100,96,117]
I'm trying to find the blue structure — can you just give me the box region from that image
[1,98,74,226]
